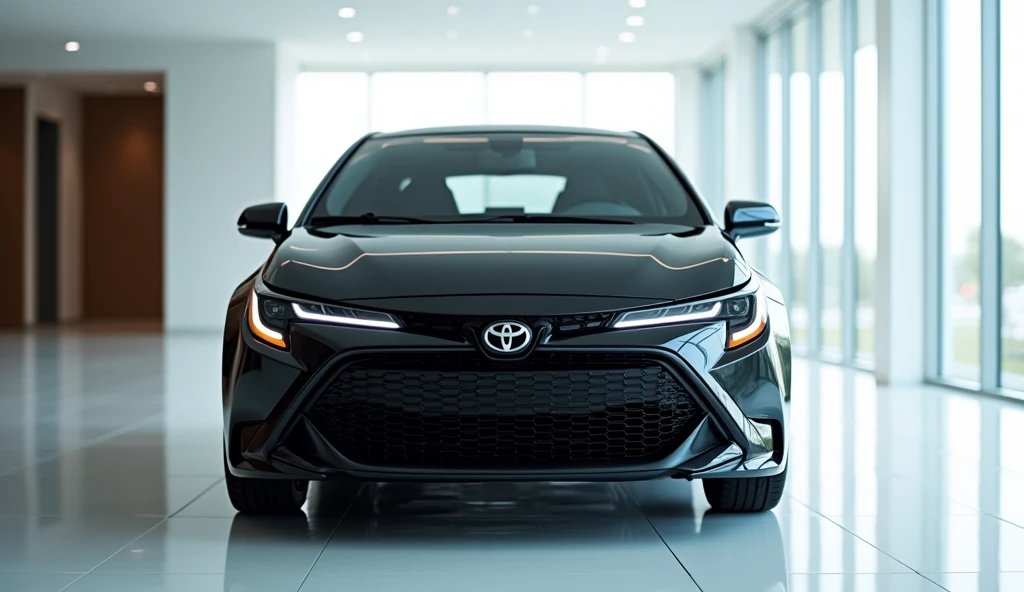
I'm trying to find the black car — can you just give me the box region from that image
[223,125,791,515]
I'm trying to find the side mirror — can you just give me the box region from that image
[238,203,289,243]
[724,200,780,240]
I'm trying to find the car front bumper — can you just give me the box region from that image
[223,297,791,483]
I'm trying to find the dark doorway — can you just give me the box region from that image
[36,118,59,325]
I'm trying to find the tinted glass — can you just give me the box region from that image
[310,133,705,225]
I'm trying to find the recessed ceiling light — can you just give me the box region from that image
[628,0,646,7]
[527,4,540,15]
[626,15,645,26]
[337,7,356,18]
[618,31,636,43]
[596,45,611,57]
[446,30,459,40]
[522,29,535,38]
[446,5,459,16]
[64,41,80,52]
[346,31,364,43]
[143,81,158,93]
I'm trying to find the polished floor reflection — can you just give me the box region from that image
[1,331,1023,591]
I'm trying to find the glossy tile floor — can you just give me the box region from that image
[2,331,1024,591]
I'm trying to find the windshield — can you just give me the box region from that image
[305,132,707,226]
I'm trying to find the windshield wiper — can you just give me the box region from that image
[307,213,441,227]
[468,214,636,225]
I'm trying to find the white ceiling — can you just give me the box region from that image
[0,0,779,66]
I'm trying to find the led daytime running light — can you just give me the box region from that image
[291,303,401,330]
[613,301,722,329]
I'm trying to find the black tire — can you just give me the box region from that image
[702,468,787,513]
[224,457,308,515]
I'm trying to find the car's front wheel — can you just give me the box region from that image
[224,455,308,515]
[701,469,787,512]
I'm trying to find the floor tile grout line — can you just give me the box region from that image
[53,474,229,591]
[787,497,954,592]
[618,484,704,592]
[54,518,169,592]
[167,478,224,518]
[295,483,367,592]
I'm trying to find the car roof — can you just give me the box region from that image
[371,125,642,139]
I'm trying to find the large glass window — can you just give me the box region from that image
[820,0,845,354]
[485,73,583,126]
[942,0,982,382]
[854,0,878,360]
[1002,0,1024,389]
[584,73,676,155]
[790,16,812,349]
[295,73,370,212]
[700,63,727,214]
[370,73,486,132]
[765,35,784,283]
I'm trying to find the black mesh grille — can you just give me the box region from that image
[304,352,704,467]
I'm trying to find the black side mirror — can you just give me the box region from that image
[238,203,289,243]
[724,200,780,240]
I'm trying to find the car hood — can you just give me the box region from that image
[262,224,751,314]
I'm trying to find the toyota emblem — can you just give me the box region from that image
[482,321,532,354]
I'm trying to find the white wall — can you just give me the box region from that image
[0,40,279,331]
[24,81,84,324]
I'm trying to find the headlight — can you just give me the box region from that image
[248,290,401,349]
[612,284,768,349]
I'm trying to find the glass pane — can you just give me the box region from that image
[790,16,812,349]
[584,73,676,155]
[1002,0,1024,390]
[486,73,583,126]
[701,64,726,214]
[942,0,982,382]
[295,72,370,214]
[766,35,784,282]
[858,0,876,48]
[855,1,878,359]
[820,0,845,354]
[370,72,485,132]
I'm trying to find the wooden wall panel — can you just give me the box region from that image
[0,88,25,328]
[82,96,164,321]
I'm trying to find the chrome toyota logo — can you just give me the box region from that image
[482,321,532,354]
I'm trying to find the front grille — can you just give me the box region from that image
[399,312,614,341]
[304,352,705,467]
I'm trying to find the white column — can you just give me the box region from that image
[875,0,927,384]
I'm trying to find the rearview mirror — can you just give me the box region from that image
[238,203,289,243]
[724,201,780,240]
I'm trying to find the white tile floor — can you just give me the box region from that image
[1,331,1023,591]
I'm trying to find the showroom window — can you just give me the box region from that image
[940,0,983,383]
[756,0,877,367]
[819,0,845,355]
[294,71,677,209]
[1001,0,1024,391]
[789,15,812,351]
[700,61,727,214]
[926,0,1022,397]
[762,33,786,291]
[854,0,878,362]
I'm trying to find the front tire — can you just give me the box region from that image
[701,468,786,513]
[224,456,308,515]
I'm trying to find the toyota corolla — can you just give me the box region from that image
[223,125,791,514]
